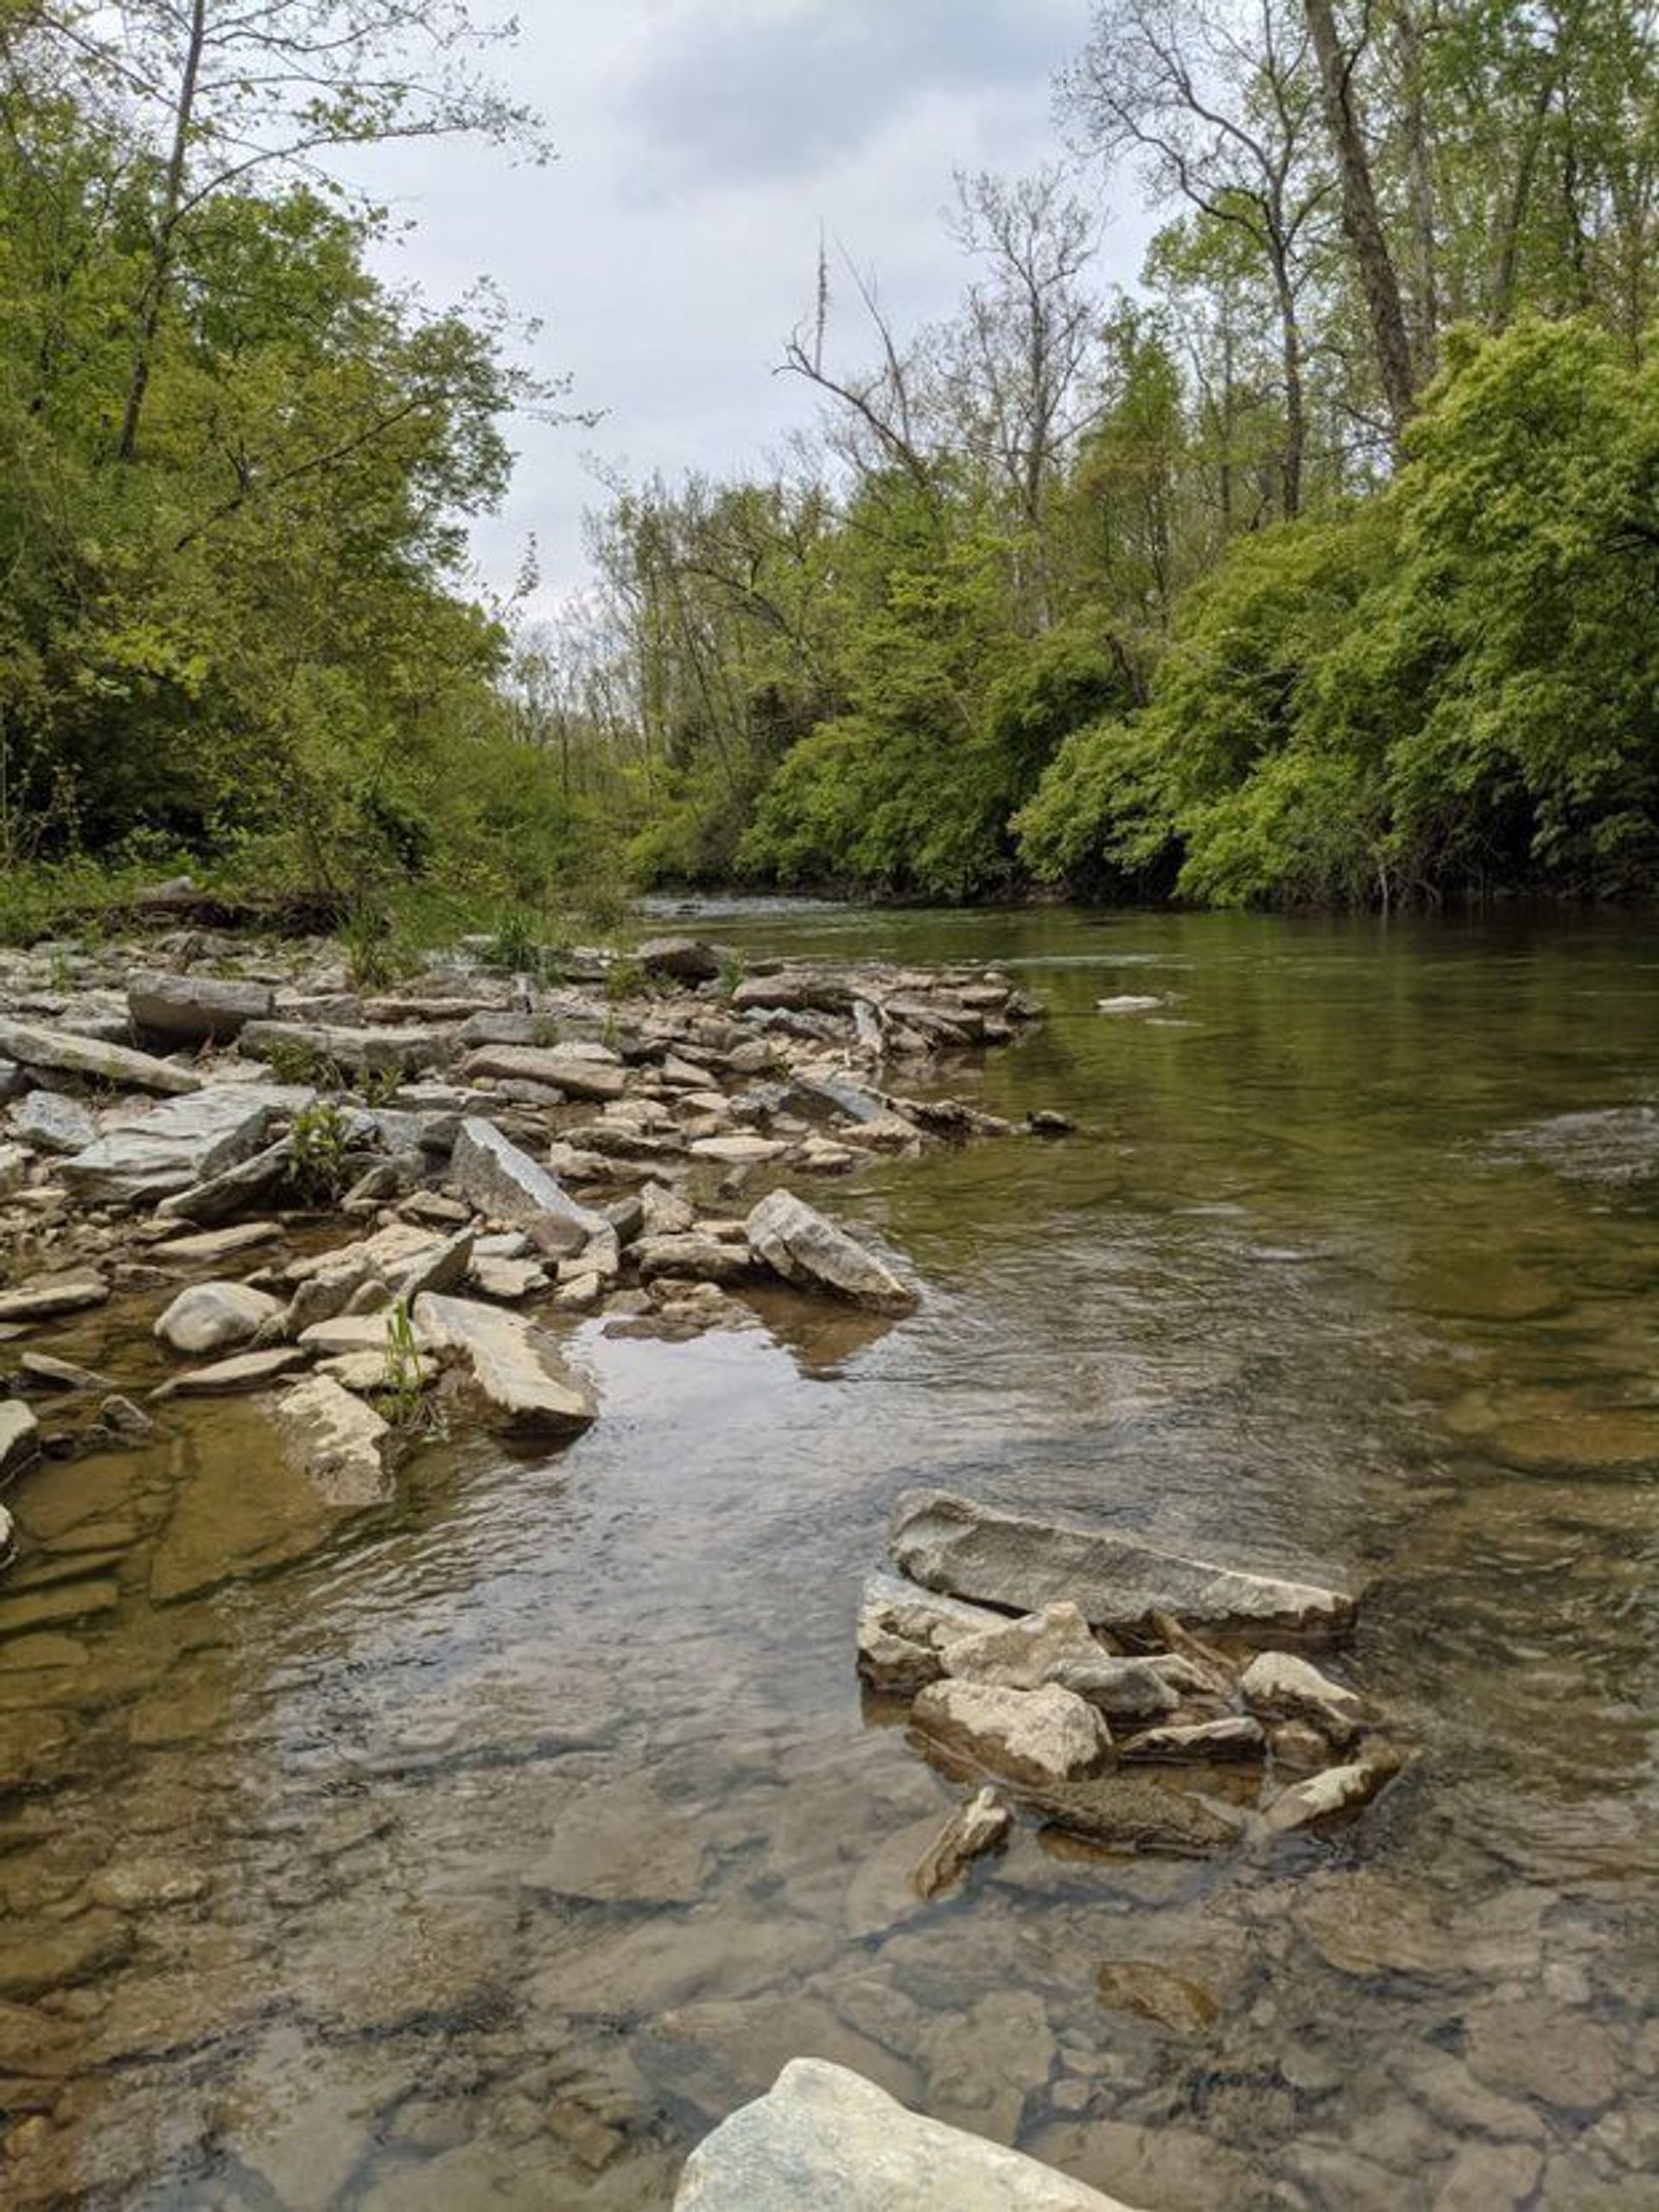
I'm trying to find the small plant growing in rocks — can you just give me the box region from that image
[289,1101,353,1203]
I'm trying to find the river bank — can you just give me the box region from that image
[0,903,1654,2207]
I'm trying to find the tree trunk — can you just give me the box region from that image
[118,0,207,463]
[1390,0,1440,378]
[1303,0,1417,442]
[1270,251,1306,521]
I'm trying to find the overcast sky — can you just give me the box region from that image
[355,0,1133,619]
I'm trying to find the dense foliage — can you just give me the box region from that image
[0,0,607,927]
[571,2,1659,907]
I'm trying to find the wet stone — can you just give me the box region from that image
[0,1909,135,1999]
[1462,1995,1624,2113]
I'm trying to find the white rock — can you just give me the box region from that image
[911,1678,1112,1787]
[941,1602,1179,1719]
[413,1292,597,1440]
[856,1571,1010,1694]
[746,1187,916,1313]
[690,1133,787,1165]
[673,2057,1138,2210]
[1239,1650,1366,1744]
[154,1281,282,1357]
[1262,1747,1406,1835]
[0,1402,41,1484]
[270,1374,391,1507]
[459,1043,626,1100]
[129,970,273,1042]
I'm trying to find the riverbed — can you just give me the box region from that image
[3,906,1656,2209]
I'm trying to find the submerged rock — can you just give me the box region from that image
[1024,1775,1246,1857]
[1262,1745,1407,1836]
[912,1786,1012,1901]
[413,1291,597,1440]
[912,1678,1112,1787]
[154,1281,282,1357]
[747,1187,917,1312]
[891,1491,1355,1640]
[673,2056,1136,2210]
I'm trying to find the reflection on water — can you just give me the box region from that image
[3,907,1657,2209]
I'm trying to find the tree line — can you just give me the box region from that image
[4,1,1659,920]
[568,0,1659,906]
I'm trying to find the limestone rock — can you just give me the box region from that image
[730,971,852,1013]
[0,1402,41,1485]
[0,1017,200,1096]
[0,1143,26,1195]
[891,1490,1355,1639]
[448,1117,607,1255]
[1262,1745,1406,1835]
[154,1281,282,1357]
[239,1020,454,1077]
[128,970,273,1042]
[389,1225,474,1303]
[912,1679,1112,1787]
[0,1270,109,1325]
[912,1787,1012,1900]
[9,1090,98,1156]
[747,1187,917,1313]
[639,936,721,982]
[633,1234,753,1287]
[1022,1776,1245,1857]
[459,1043,625,1100]
[63,1084,305,1205]
[1119,1717,1265,1762]
[270,1374,391,1507]
[690,1133,788,1166]
[152,1220,284,1267]
[672,2057,1136,2210]
[155,1138,292,1225]
[856,1570,1009,1694]
[167,1346,311,1395]
[941,1602,1179,1719]
[638,1181,696,1237]
[1239,1650,1365,1744]
[413,1291,597,1440]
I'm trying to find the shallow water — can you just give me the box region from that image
[3,906,1657,2209]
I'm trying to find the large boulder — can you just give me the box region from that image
[61,1084,306,1205]
[413,1292,597,1440]
[128,971,273,1043]
[911,1679,1112,1787]
[9,1090,99,1157]
[746,1188,917,1313]
[673,2057,1139,2210]
[638,936,721,983]
[891,1491,1356,1641]
[154,1281,282,1357]
[448,1117,607,1255]
[0,1018,200,1097]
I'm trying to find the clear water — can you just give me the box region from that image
[3,907,1656,2209]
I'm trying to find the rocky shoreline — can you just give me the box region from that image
[0,924,1052,1652]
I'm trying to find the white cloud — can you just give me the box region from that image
[348,1,1129,612]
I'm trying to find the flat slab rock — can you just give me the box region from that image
[673,2056,1140,2210]
[448,1116,607,1255]
[129,970,273,1042]
[62,1085,308,1204]
[269,1374,391,1508]
[0,1270,109,1325]
[747,1187,917,1313]
[0,1018,200,1096]
[413,1291,597,1440]
[891,1491,1355,1640]
[239,1019,454,1076]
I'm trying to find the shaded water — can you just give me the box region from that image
[3,907,1656,2209]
